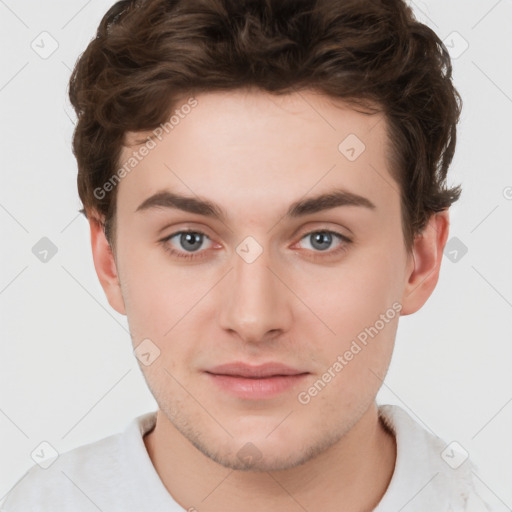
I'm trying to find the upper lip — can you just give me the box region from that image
[205,362,308,378]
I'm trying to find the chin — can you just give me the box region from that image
[208,447,313,472]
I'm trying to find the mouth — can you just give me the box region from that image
[204,362,310,399]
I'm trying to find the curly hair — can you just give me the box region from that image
[68,0,462,254]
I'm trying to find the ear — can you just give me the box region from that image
[400,209,450,316]
[88,213,126,315]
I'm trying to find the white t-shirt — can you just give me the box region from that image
[1,404,491,511]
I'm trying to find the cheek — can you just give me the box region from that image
[303,315,398,415]
[294,245,402,388]
[119,250,223,372]
[117,247,190,341]
[295,248,403,340]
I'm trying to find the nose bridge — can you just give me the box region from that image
[218,236,290,342]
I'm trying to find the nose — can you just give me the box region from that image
[217,241,293,345]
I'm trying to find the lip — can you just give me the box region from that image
[206,362,307,378]
[205,362,309,400]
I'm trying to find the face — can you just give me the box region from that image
[96,89,426,471]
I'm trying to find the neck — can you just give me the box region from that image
[144,402,396,512]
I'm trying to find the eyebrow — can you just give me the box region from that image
[135,187,376,220]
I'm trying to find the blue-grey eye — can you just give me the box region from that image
[300,231,343,252]
[169,231,208,252]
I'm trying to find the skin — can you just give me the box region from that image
[89,89,450,512]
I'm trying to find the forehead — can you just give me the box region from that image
[117,89,398,222]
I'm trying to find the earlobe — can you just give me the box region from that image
[400,210,450,316]
[89,214,126,315]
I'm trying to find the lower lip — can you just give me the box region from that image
[206,373,309,400]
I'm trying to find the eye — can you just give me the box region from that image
[160,228,352,262]
[161,230,214,260]
[296,230,352,257]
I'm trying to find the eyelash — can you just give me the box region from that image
[160,229,352,261]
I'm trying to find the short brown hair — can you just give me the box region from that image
[68,0,462,254]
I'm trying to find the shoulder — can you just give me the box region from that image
[1,432,122,512]
[376,404,492,512]
[0,412,157,512]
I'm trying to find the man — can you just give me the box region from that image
[1,0,491,510]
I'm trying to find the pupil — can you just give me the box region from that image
[312,232,331,251]
[182,232,202,251]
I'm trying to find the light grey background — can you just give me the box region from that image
[1,0,511,509]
